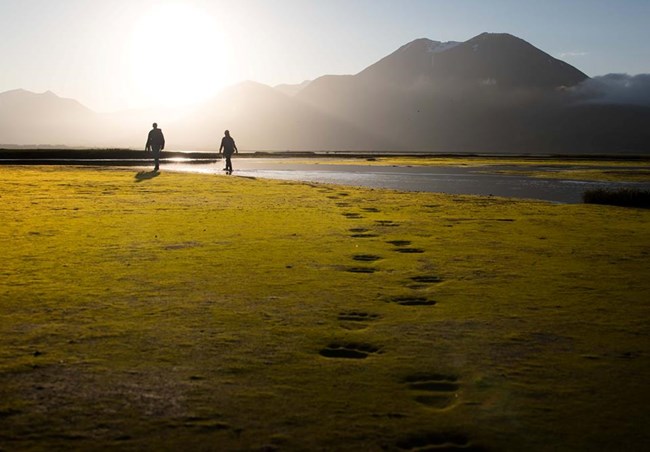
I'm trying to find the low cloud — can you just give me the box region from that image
[571,73,650,106]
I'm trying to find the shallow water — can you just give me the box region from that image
[161,159,649,204]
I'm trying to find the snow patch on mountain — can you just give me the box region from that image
[427,40,460,54]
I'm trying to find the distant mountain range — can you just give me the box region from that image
[1,32,649,153]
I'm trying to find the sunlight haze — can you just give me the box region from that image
[1,0,649,112]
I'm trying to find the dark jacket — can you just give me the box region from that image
[146,128,165,149]
[220,136,237,155]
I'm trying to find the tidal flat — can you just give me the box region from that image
[1,166,649,450]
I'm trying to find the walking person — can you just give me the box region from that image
[219,129,238,175]
[145,122,165,171]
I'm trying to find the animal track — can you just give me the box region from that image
[387,240,411,246]
[389,296,436,306]
[338,311,380,329]
[350,233,379,238]
[375,220,399,227]
[395,431,480,451]
[319,342,380,359]
[349,228,370,233]
[346,267,377,274]
[338,311,379,322]
[394,248,425,254]
[404,374,459,409]
[352,254,382,262]
[362,207,381,212]
[343,213,364,219]
[410,275,443,283]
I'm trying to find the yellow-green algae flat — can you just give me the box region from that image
[1,166,649,451]
[259,156,650,183]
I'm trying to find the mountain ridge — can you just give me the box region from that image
[1,32,648,153]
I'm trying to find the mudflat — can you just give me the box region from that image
[1,166,649,450]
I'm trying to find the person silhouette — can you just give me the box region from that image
[219,129,238,175]
[145,122,165,171]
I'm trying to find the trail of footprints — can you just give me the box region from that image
[314,188,478,449]
[404,374,460,409]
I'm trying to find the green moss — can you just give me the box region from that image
[277,156,650,182]
[1,166,649,450]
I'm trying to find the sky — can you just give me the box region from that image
[1,0,649,112]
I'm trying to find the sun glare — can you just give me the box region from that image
[130,3,232,108]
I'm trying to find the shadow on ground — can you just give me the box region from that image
[135,170,160,182]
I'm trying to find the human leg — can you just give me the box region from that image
[152,145,161,170]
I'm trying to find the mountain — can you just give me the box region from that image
[0,89,98,146]
[1,32,649,153]
[173,81,388,151]
[274,80,312,96]
[353,33,587,88]
[295,33,648,153]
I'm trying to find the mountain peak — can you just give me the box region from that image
[354,32,588,88]
[356,37,461,83]
[400,38,460,54]
[443,32,589,87]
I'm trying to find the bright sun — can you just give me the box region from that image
[130,3,232,108]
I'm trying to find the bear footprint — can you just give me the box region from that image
[405,374,460,409]
[410,275,443,283]
[395,432,482,451]
[338,311,379,322]
[338,311,380,330]
[320,342,380,359]
[353,254,382,262]
[387,240,411,246]
[389,296,436,306]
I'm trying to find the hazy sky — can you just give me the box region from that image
[1,0,648,112]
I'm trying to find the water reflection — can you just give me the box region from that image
[162,159,649,204]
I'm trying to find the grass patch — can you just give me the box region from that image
[583,187,650,208]
[1,166,649,450]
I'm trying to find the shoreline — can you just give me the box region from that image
[2,148,650,164]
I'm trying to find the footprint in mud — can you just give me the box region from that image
[336,202,351,208]
[349,228,370,233]
[351,232,379,238]
[393,248,425,254]
[388,296,436,306]
[404,374,460,409]
[346,267,377,274]
[352,254,382,262]
[338,192,350,197]
[348,228,377,237]
[395,431,481,451]
[375,220,399,227]
[338,311,380,330]
[182,416,231,432]
[338,311,380,322]
[386,240,411,247]
[410,275,443,283]
[362,207,381,212]
[327,195,340,200]
[319,342,381,359]
[343,213,364,219]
